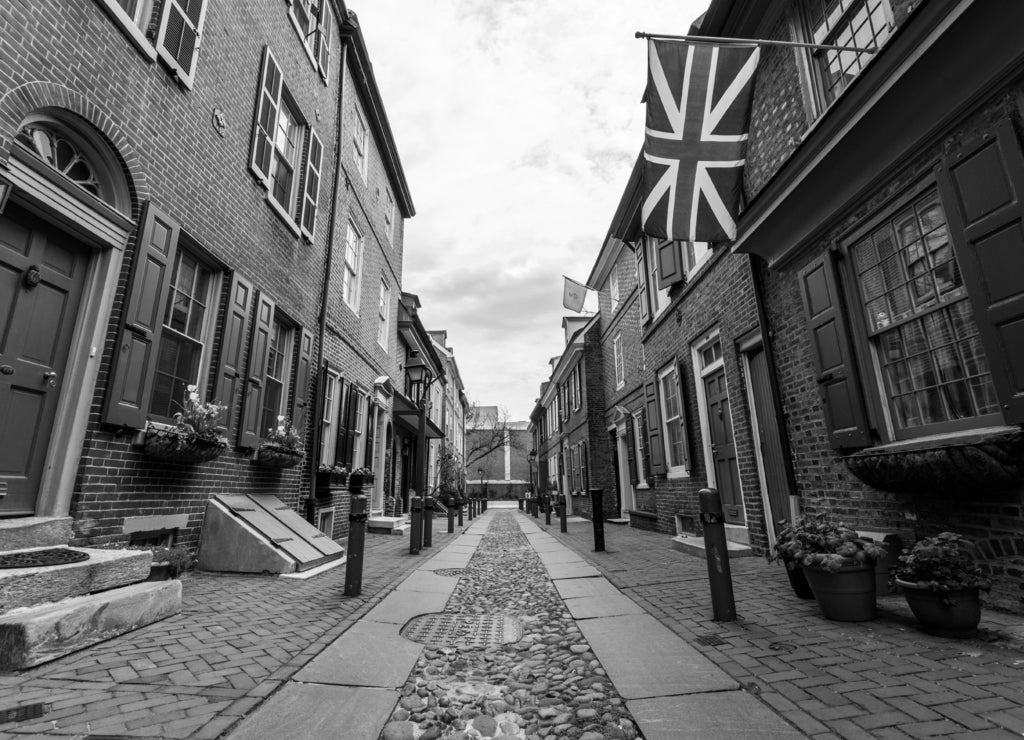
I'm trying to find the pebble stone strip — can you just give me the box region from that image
[380,512,642,740]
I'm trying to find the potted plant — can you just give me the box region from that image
[349,466,374,490]
[776,516,887,621]
[772,520,815,600]
[256,416,304,469]
[140,385,227,463]
[896,532,990,637]
[144,545,194,581]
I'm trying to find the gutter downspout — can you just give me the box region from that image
[307,3,349,523]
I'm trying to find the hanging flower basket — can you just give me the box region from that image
[141,427,227,464]
[255,443,304,469]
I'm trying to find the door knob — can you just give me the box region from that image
[43,371,57,387]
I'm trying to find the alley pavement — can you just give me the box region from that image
[0,504,1021,739]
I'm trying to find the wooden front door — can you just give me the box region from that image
[703,367,743,524]
[0,206,88,516]
[747,348,791,535]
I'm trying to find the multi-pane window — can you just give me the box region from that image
[270,98,300,212]
[658,364,687,471]
[288,0,332,80]
[851,189,999,433]
[571,366,581,410]
[98,0,207,88]
[320,371,340,464]
[377,279,391,349]
[646,237,671,316]
[614,334,624,389]
[352,105,368,181]
[114,0,153,24]
[351,389,365,464]
[342,221,362,310]
[800,0,893,106]
[150,249,215,419]
[632,411,648,486]
[384,189,395,242]
[259,317,293,439]
[609,268,620,312]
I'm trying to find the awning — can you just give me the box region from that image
[393,392,444,438]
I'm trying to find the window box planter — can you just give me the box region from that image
[254,443,303,469]
[136,424,227,464]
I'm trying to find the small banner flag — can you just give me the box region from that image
[562,276,589,313]
[642,40,760,242]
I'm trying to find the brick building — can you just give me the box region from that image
[0,2,419,554]
[466,406,531,500]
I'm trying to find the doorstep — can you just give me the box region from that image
[670,534,755,558]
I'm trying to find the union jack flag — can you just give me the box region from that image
[642,40,760,242]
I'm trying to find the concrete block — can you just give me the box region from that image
[0,517,73,552]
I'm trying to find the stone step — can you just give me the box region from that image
[0,517,73,552]
[0,547,153,614]
[724,523,750,546]
[367,516,407,533]
[0,579,182,670]
[670,534,755,558]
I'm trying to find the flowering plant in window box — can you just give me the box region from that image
[140,386,227,464]
[316,463,348,492]
[256,416,305,469]
[349,466,375,489]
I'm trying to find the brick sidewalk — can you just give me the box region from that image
[541,514,1024,739]
[0,523,458,739]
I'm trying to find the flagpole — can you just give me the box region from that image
[635,31,877,54]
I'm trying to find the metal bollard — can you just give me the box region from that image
[447,499,455,533]
[458,499,464,527]
[409,494,423,555]
[532,497,538,518]
[699,488,736,621]
[544,494,552,526]
[344,478,367,596]
[518,498,524,511]
[423,495,434,548]
[558,497,567,533]
[589,488,605,552]
[482,495,487,512]
[468,497,475,520]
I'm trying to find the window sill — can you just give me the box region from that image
[264,193,302,238]
[843,426,1024,494]
[666,468,690,480]
[96,0,158,63]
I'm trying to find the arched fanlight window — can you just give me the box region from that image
[15,109,130,214]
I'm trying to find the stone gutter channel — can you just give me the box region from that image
[229,510,802,740]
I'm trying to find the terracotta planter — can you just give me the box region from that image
[255,444,303,469]
[803,559,878,621]
[142,429,226,464]
[784,563,815,600]
[896,579,982,637]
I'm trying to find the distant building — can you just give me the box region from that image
[466,406,530,499]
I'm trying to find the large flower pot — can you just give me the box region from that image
[896,579,982,637]
[804,559,877,621]
[255,444,303,469]
[142,429,226,464]
[785,563,815,600]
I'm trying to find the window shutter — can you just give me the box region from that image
[674,358,693,472]
[644,380,666,475]
[250,47,282,184]
[291,328,314,433]
[155,0,208,89]
[639,409,652,483]
[937,119,1024,423]
[342,388,360,466]
[798,251,871,449]
[300,129,323,240]
[334,380,351,466]
[104,202,180,428]
[364,404,376,468]
[316,0,333,80]
[315,359,331,467]
[636,246,650,323]
[625,416,639,485]
[238,291,276,448]
[580,442,588,491]
[213,273,253,432]
[657,240,685,289]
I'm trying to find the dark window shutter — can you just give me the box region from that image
[300,129,323,240]
[315,360,331,467]
[937,119,1024,423]
[636,245,650,323]
[155,0,207,89]
[213,273,253,432]
[334,380,351,466]
[639,409,652,483]
[657,241,685,289]
[798,251,871,449]
[342,386,360,466]
[291,328,314,434]
[316,0,333,80]
[238,291,276,448]
[580,442,588,491]
[364,403,376,468]
[104,202,180,428]
[674,358,693,472]
[643,380,666,474]
[250,47,282,183]
[625,416,639,484]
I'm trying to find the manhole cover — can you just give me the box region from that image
[401,613,522,648]
[0,549,90,569]
[434,568,464,577]
[695,633,726,646]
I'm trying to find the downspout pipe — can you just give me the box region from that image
[307,1,349,523]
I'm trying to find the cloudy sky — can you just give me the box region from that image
[352,1,707,420]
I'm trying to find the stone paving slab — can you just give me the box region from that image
[363,588,452,624]
[564,592,646,619]
[578,614,739,700]
[545,562,602,579]
[420,556,472,570]
[293,619,422,688]
[553,575,622,599]
[535,549,587,566]
[228,684,398,740]
[629,691,807,739]
[394,569,461,593]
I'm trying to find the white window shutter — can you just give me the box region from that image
[155,0,208,90]
[300,128,323,240]
[316,1,333,81]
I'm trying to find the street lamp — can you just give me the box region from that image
[407,352,437,547]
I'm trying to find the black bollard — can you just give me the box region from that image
[458,498,464,527]
[447,498,455,533]
[344,476,367,596]
[409,494,422,555]
[544,494,552,526]
[558,497,567,533]
[589,488,605,552]
[468,497,474,520]
[482,495,487,512]
[532,497,538,518]
[423,495,434,548]
[699,488,737,621]
[518,498,524,511]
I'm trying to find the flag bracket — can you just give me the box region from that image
[635,31,878,55]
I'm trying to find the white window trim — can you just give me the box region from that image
[320,370,341,465]
[657,363,689,479]
[685,241,712,277]
[613,334,624,390]
[96,0,158,60]
[263,318,295,431]
[377,278,391,350]
[317,506,336,537]
[609,268,620,312]
[691,329,726,488]
[632,410,649,488]
[352,104,369,183]
[646,237,671,319]
[384,189,395,243]
[342,221,363,313]
[287,0,320,69]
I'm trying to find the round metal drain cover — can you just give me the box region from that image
[434,568,463,577]
[401,613,523,648]
[0,548,90,569]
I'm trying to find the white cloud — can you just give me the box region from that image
[353,0,708,419]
